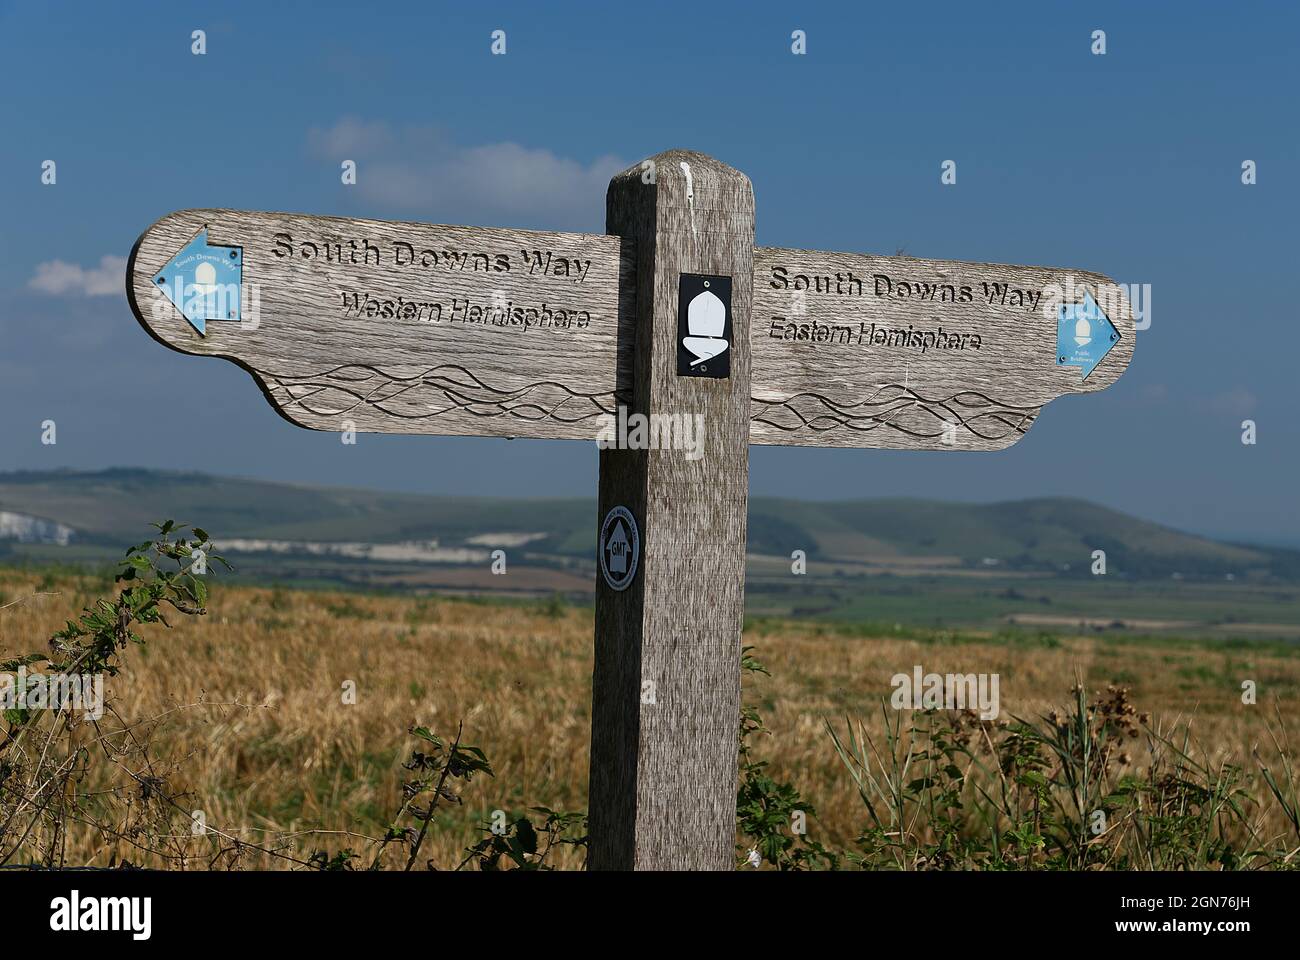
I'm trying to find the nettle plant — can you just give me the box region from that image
[344,723,589,872]
[736,646,839,870]
[825,683,1300,870]
[0,521,225,867]
[0,522,589,871]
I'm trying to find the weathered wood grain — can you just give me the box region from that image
[126,154,1137,874]
[749,246,1135,450]
[127,209,631,440]
[588,151,754,870]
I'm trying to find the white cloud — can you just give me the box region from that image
[1205,387,1257,417]
[28,255,128,297]
[308,119,626,231]
[308,116,393,156]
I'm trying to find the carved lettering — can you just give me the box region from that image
[768,264,1044,312]
[767,318,981,353]
[271,234,592,283]
[340,291,592,332]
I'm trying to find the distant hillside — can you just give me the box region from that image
[0,468,593,555]
[748,497,1291,578]
[0,467,1296,581]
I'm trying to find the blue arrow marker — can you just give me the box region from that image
[1056,291,1120,380]
[151,228,243,335]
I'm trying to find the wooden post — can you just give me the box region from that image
[587,151,755,870]
[127,149,1134,873]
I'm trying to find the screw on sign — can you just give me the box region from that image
[126,149,1133,870]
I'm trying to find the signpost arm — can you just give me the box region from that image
[587,151,755,870]
[125,147,1132,874]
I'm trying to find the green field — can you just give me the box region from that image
[746,563,1300,641]
[3,468,1299,643]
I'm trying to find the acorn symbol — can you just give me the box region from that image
[682,289,728,366]
[1073,314,1092,347]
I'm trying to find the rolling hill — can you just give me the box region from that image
[0,467,1294,582]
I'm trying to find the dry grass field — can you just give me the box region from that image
[2,567,1298,869]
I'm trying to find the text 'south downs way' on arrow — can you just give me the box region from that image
[126,209,629,442]
[748,248,1134,450]
[150,228,243,335]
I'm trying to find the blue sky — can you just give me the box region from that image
[1,1,1296,543]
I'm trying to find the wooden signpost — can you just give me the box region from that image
[127,149,1133,870]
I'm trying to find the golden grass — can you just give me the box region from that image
[1,570,1297,869]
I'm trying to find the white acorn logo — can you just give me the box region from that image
[682,287,728,367]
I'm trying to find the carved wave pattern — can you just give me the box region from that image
[752,384,1040,441]
[266,363,617,424]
